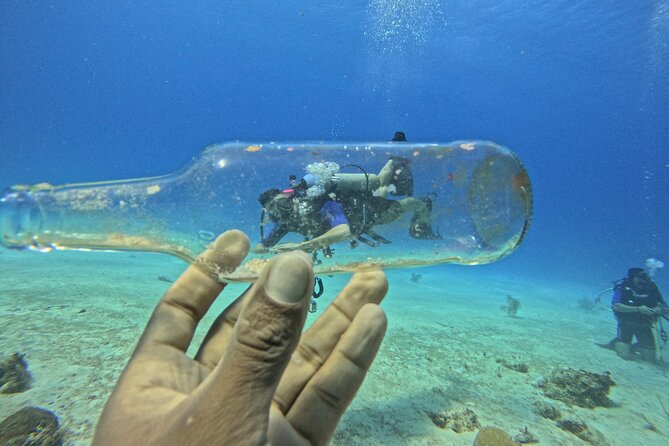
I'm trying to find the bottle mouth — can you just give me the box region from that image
[0,189,44,250]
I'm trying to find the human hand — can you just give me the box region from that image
[638,305,655,315]
[651,305,669,316]
[93,229,388,446]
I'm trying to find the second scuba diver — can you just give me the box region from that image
[598,267,668,364]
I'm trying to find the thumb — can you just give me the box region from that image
[186,251,313,441]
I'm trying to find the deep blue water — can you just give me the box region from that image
[1,1,668,290]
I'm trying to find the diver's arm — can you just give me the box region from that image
[296,223,351,251]
[652,304,669,315]
[270,200,351,253]
[612,303,641,313]
[252,224,289,253]
[613,303,655,315]
[305,199,351,249]
[268,224,351,254]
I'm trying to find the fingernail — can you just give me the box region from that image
[265,252,312,304]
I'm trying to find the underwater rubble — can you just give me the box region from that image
[0,352,32,394]
[538,368,615,408]
[0,406,63,446]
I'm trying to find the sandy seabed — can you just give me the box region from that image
[1,248,668,445]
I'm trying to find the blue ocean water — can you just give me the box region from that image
[1,3,667,296]
[1,2,669,445]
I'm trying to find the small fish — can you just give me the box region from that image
[157,275,174,283]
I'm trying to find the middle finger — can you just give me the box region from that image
[273,269,388,412]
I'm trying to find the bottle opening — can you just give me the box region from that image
[0,189,45,250]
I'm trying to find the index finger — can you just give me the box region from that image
[135,230,250,354]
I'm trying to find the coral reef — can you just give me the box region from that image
[496,358,529,373]
[513,426,539,444]
[533,401,562,420]
[538,368,615,408]
[557,418,610,445]
[0,406,62,446]
[473,426,515,446]
[501,295,520,317]
[428,408,480,432]
[0,352,33,394]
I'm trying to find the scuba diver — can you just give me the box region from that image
[391,131,407,142]
[597,267,669,364]
[251,155,441,258]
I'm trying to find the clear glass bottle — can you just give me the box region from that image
[0,140,532,282]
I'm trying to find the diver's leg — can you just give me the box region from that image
[381,196,436,238]
[640,348,658,363]
[368,198,429,226]
[368,199,406,226]
[596,337,618,350]
[374,157,413,197]
[613,321,634,361]
[397,196,420,211]
[378,160,394,186]
[637,322,660,364]
[399,197,441,239]
[614,321,634,360]
[365,197,440,239]
[373,160,395,197]
[613,341,633,360]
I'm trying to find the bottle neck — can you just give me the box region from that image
[0,181,197,262]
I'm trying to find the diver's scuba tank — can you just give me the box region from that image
[331,173,380,193]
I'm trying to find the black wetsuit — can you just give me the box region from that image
[261,193,403,247]
[337,194,403,236]
[261,195,332,247]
